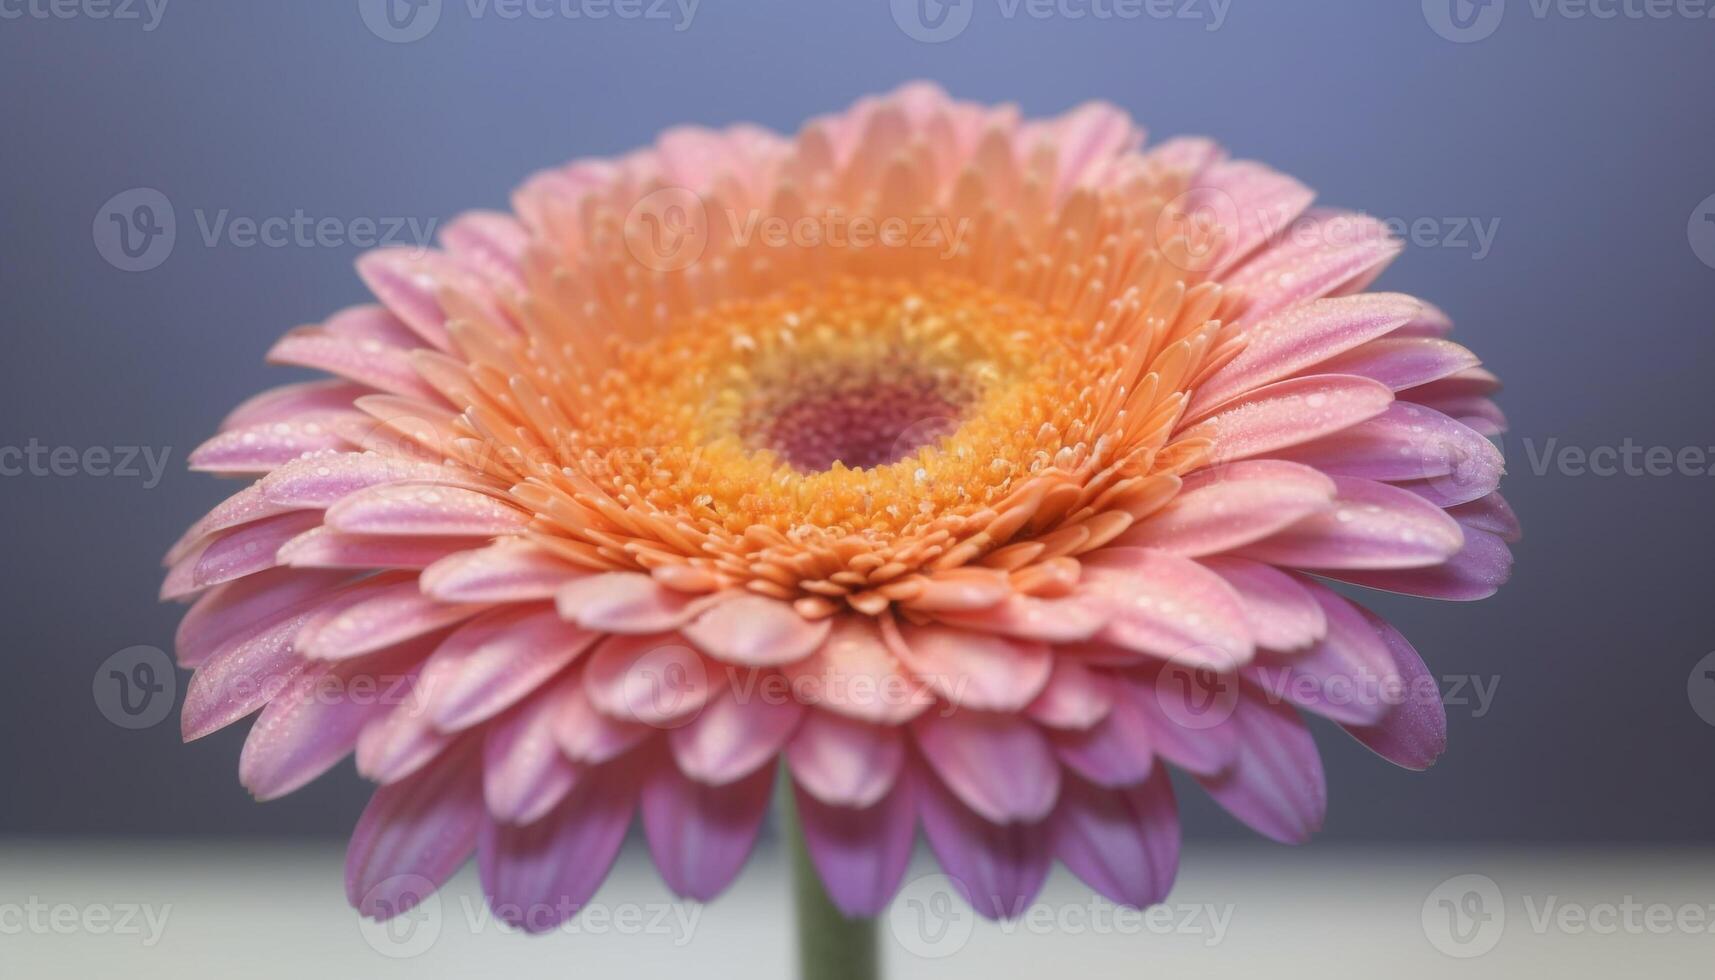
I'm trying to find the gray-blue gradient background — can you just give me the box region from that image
[2,0,1712,843]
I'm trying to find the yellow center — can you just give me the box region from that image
[567,276,1117,539]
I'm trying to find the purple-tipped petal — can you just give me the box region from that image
[1050,769,1180,909]
[640,761,774,902]
[793,775,918,919]
[912,710,1060,824]
[346,741,484,919]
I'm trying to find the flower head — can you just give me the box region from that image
[166,83,1515,927]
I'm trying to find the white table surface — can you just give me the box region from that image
[3,840,1712,978]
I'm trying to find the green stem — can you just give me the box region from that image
[784,788,880,980]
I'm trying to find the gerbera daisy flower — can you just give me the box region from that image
[164,83,1515,933]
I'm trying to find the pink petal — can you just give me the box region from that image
[901,570,1013,613]
[793,776,918,919]
[257,452,476,510]
[324,483,526,537]
[420,540,587,603]
[418,607,597,731]
[1083,548,1254,669]
[483,690,582,825]
[683,594,832,667]
[918,772,1052,921]
[669,681,804,785]
[1124,671,1239,777]
[240,642,432,800]
[356,697,455,784]
[1201,557,1327,652]
[582,633,721,728]
[1189,161,1316,276]
[1024,657,1114,730]
[935,592,1110,643]
[1321,525,1513,601]
[1449,492,1522,543]
[783,615,934,725]
[345,741,483,920]
[278,527,470,571]
[640,761,774,902]
[1236,476,1465,570]
[912,710,1059,824]
[1194,375,1395,464]
[1191,294,1420,413]
[1050,680,1155,788]
[295,578,479,661]
[1243,586,1400,726]
[1050,770,1179,909]
[887,621,1052,713]
[174,568,350,668]
[1340,608,1447,770]
[221,380,367,432]
[477,763,638,933]
[440,211,528,293]
[188,412,357,475]
[548,672,652,764]
[355,248,456,351]
[1313,336,1480,391]
[556,572,708,634]
[181,614,310,741]
[267,325,440,401]
[1118,460,1335,558]
[787,710,906,808]
[166,485,298,565]
[1195,693,1326,844]
[1223,210,1403,324]
[1276,401,1499,488]
[167,512,323,600]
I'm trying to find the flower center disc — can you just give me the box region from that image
[571,276,1102,537]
